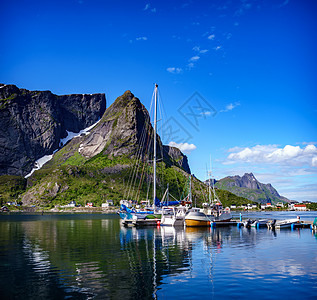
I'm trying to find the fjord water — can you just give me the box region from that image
[0,213,316,299]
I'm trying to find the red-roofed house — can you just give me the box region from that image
[294,204,307,211]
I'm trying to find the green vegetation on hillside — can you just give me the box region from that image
[307,202,317,211]
[0,175,26,205]
[0,153,252,209]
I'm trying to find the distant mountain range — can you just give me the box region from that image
[207,173,290,204]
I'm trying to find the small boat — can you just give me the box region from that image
[243,219,254,228]
[251,219,268,228]
[160,206,186,226]
[185,208,211,227]
[267,217,301,229]
[131,213,161,227]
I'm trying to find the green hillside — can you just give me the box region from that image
[1,155,252,209]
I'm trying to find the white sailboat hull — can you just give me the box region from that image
[160,216,184,226]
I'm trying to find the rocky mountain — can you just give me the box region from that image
[214,173,289,204]
[38,90,190,173]
[0,86,248,208]
[0,84,106,176]
[20,90,191,206]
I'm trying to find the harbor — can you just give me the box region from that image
[0,211,316,299]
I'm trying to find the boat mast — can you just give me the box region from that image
[153,84,158,206]
[209,156,212,204]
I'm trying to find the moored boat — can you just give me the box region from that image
[160,206,186,226]
[267,216,301,229]
[251,219,268,228]
[202,157,232,224]
[185,208,211,227]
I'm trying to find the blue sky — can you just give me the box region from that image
[1,0,316,202]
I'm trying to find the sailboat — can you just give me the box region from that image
[160,185,187,226]
[119,84,162,226]
[202,158,232,223]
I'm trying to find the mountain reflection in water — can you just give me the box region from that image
[0,213,316,299]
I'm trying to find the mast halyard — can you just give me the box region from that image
[153,84,158,207]
[209,156,212,204]
[189,174,192,203]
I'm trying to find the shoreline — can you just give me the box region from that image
[1,207,316,214]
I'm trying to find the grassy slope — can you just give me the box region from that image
[0,153,253,208]
[0,175,26,205]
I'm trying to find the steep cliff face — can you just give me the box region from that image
[163,145,190,174]
[77,90,191,173]
[43,90,191,173]
[79,90,151,158]
[0,84,106,176]
[21,90,191,206]
[215,173,289,204]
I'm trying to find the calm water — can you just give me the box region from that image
[0,212,316,299]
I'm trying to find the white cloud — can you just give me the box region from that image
[200,111,211,116]
[136,36,147,41]
[193,46,200,52]
[166,67,182,74]
[226,144,317,167]
[144,3,156,12]
[168,141,197,154]
[207,34,215,40]
[189,55,200,62]
[187,63,194,70]
[220,101,240,112]
[214,45,222,51]
[193,46,208,54]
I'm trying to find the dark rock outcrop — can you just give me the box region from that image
[77,91,191,173]
[223,173,266,190]
[48,90,191,174]
[79,90,151,158]
[163,145,190,174]
[0,83,106,176]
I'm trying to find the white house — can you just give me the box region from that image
[102,200,114,208]
[247,204,254,210]
[61,201,76,208]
